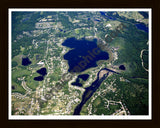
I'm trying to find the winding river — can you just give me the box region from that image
[73,68,118,115]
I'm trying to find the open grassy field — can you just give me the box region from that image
[12,68,31,94]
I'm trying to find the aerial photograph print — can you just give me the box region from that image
[9,8,151,120]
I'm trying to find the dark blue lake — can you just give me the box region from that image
[34,76,44,81]
[138,12,148,19]
[71,81,83,87]
[12,86,15,90]
[78,74,89,81]
[36,68,47,76]
[135,23,148,33]
[22,57,32,66]
[71,74,89,87]
[119,65,125,70]
[62,37,109,73]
